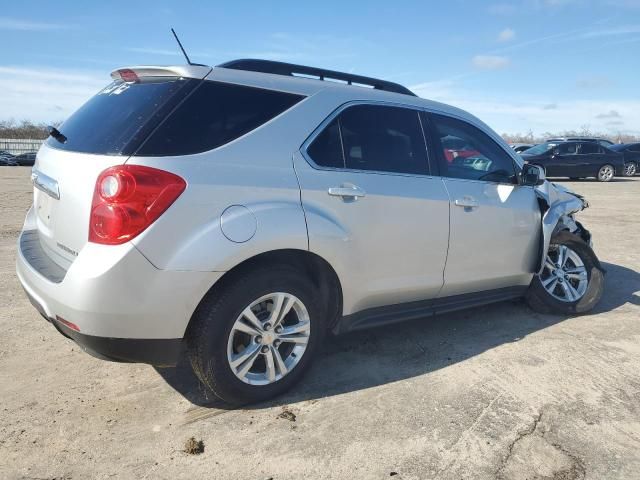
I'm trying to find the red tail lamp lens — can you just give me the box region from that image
[117,69,139,83]
[89,165,186,245]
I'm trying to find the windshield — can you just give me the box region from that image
[46,77,198,155]
[607,144,625,151]
[522,143,556,155]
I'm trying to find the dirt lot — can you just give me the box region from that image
[1,167,639,480]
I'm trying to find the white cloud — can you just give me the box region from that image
[472,55,510,70]
[0,66,105,122]
[0,17,69,31]
[410,81,640,135]
[596,110,622,119]
[125,47,182,57]
[498,28,516,42]
[488,3,517,15]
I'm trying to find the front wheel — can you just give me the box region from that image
[597,164,615,182]
[186,266,324,405]
[526,231,604,315]
[624,162,637,177]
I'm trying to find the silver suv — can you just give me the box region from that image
[17,60,604,405]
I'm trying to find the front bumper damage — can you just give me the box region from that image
[533,181,593,274]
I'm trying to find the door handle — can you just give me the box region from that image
[454,197,479,208]
[328,185,366,200]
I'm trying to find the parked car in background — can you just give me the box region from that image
[510,143,535,153]
[12,152,37,167]
[607,143,640,176]
[521,141,625,181]
[0,157,18,166]
[0,150,15,161]
[546,137,614,147]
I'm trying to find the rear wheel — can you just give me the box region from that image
[187,266,324,405]
[526,231,604,315]
[624,162,637,177]
[597,164,615,182]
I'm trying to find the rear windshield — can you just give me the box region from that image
[48,77,198,155]
[48,78,305,157]
[137,81,305,156]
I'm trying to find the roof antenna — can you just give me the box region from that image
[171,28,193,65]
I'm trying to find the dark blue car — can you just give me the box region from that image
[520,141,625,182]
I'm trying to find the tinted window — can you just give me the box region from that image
[307,119,344,168]
[579,143,600,154]
[430,114,516,183]
[338,105,428,174]
[139,81,304,156]
[47,78,197,155]
[556,143,578,154]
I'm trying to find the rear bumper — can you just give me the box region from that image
[25,291,182,365]
[16,211,222,365]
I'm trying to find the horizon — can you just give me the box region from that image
[2,1,640,136]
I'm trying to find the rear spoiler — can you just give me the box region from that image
[110,65,212,81]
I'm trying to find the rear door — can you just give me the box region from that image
[576,142,602,176]
[425,112,540,297]
[31,68,206,269]
[294,103,450,314]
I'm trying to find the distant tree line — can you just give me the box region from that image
[502,126,640,144]
[0,120,60,139]
[1,119,639,145]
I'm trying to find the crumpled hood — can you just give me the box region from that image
[534,179,588,212]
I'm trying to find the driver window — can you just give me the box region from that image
[430,113,517,183]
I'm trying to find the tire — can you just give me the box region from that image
[186,265,325,406]
[623,162,637,177]
[596,164,615,182]
[526,231,604,315]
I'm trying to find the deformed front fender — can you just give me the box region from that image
[534,181,590,274]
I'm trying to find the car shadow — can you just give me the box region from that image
[155,261,640,409]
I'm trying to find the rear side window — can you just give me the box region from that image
[579,143,600,154]
[138,81,305,156]
[47,77,198,155]
[306,104,429,175]
[556,143,578,154]
[307,119,344,168]
[429,113,516,183]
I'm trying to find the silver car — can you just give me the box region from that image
[17,59,605,405]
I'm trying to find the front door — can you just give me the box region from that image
[425,112,541,297]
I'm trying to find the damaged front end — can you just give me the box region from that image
[534,181,592,274]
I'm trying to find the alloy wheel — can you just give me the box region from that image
[598,165,614,181]
[624,163,636,177]
[226,292,311,385]
[539,245,589,302]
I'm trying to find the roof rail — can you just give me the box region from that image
[216,59,417,96]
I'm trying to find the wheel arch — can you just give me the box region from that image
[185,249,344,338]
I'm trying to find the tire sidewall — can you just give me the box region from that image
[188,266,324,405]
[529,232,604,314]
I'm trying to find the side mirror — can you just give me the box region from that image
[521,163,546,186]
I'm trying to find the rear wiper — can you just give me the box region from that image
[47,125,67,144]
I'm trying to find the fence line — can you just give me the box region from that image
[0,138,44,155]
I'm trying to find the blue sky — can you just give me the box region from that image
[1,0,639,135]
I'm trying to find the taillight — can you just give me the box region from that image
[89,165,186,245]
[116,68,139,83]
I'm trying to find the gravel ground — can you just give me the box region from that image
[1,166,639,480]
